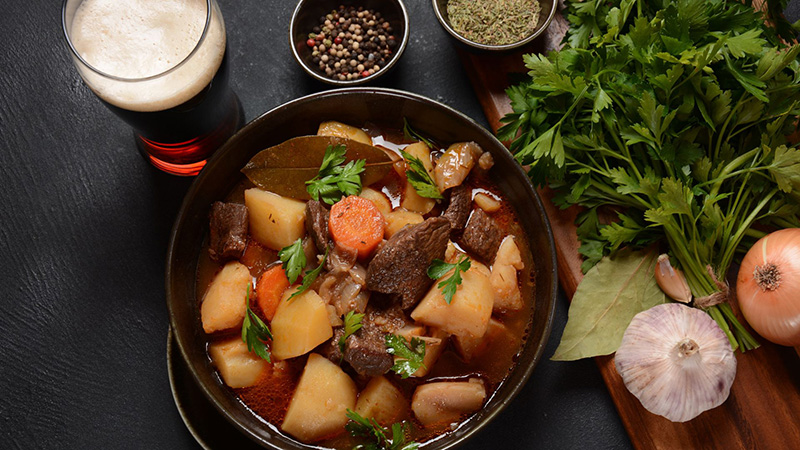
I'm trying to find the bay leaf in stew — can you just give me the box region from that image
[242,136,394,200]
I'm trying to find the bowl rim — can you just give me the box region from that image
[431,0,558,51]
[288,0,410,86]
[166,87,558,449]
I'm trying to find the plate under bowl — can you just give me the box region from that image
[166,87,557,449]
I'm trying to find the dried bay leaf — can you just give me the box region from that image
[242,135,394,200]
[551,248,666,361]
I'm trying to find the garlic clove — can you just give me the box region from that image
[614,303,736,422]
[654,254,692,303]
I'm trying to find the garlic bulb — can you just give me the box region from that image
[614,303,736,422]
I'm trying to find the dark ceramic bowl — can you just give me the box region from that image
[431,0,557,51]
[289,0,409,86]
[166,88,557,449]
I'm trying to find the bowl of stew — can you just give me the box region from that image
[167,88,557,449]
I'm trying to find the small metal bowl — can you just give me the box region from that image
[289,0,409,86]
[432,0,557,51]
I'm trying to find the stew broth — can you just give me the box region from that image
[195,124,536,448]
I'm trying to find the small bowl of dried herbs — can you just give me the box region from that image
[432,0,557,51]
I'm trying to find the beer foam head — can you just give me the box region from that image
[69,0,226,112]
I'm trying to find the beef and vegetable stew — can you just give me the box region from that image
[195,120,535,448]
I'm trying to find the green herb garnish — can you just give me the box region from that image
[497,0,800,351]
[345,409,419,450]
[306,144,366,204]
[241,285,272,362]
[400,150,444,200]
[278,238,306,284]
[403,118,435,149]
[385,334,426,379]
[288,248,328,301]
[339,310,365,356]
[427,256,471,304]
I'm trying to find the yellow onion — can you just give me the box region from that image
[736,228,800,346]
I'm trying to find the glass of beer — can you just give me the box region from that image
[62,0,242,176]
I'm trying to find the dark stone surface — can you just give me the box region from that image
[16,0,800,449]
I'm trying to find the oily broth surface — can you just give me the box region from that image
[194,129,537,447]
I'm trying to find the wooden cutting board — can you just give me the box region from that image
[458,8,800,450]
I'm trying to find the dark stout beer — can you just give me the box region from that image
[65,0,239,175]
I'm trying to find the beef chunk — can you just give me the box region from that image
[442,184,472,234]
[366,217,450,310]
[342,304,405,376]
[344,328,393,377]
[208,202,248,262]
[305,200,329,252]
[317,327,345,364]
[459,208,504,263]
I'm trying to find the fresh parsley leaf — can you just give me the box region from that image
[338,310,364,356]
[306,144,366,205]
[288,248,328,301]
[385,334,426,379]
[318,144,347,176]
[402,118,435,149]
[241,285,272,362]
[400,150,443,200]
[278,238,306,284]
[427,256,471,304]
[345,409,419,450]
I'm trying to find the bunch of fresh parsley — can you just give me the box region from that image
[499,0,800,351]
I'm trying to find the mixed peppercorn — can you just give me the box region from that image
[306,5,398,82]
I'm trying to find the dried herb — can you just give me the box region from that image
[447,0,541,46]
[242,136,393,200]
[552,249,666,361]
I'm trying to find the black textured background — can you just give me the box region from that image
[1,1,797,449]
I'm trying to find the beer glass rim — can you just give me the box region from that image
[61,0,214,83]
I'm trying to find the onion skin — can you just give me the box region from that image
[736,228,800,346]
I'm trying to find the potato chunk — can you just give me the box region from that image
[401,142,437,214]
[201,262,252,333]
[360,187,392,216]
[474,192,501,213]
[244,188,306,251]
[271,288,333,360]
[401,181,436,214]
[410,262,493,338]
[490,236,524,311]
[411,378,486,427]
[355,376,407,425]
[453,318,509,361]
[282,353,357,442]
[384,209,424,238]
[318,121,372,145]
[208,337,267,388]
[433,142,482,192]
[411,329,449,377]
[404,142,435,175]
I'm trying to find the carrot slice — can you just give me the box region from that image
[255,265,289,321]
[329,195,385,259]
